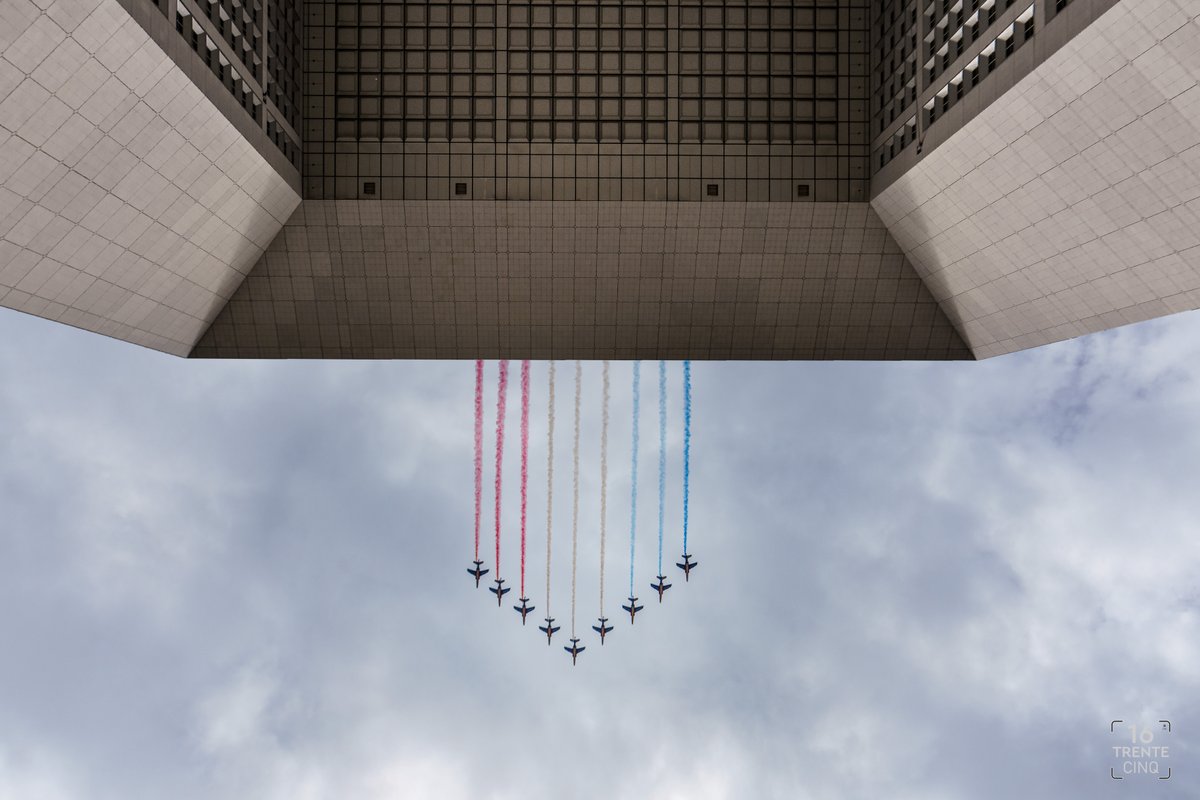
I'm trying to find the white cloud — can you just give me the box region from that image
[0,747,79,800]
[1,309,1200,799]
[195,662,280,753]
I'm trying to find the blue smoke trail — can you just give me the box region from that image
[682,360,691,555]
[628,361,640,597]
[657,360,666,576]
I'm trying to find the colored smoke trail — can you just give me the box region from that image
[545,362,556,616]
[494,360,509,577]
[682,360,692,555]
[519,360,530,597]
[657,360,666,575]
[570,361,582,636]
[599,360,610,615]
[628,361,641,597]
[473,360,484,561]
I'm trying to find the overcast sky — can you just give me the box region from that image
[0,307,1197,799]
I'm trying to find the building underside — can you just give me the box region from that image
[1,0,1198,360]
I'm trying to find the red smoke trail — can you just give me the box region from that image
[519,360,531,597]
[474,360,484,561]
[494,361,509,577]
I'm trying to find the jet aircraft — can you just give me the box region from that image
[539,617,561,644]
[513,596,535,624]
[621,596,644,623]
[676,554,698,581]
[468,560,489,587]
[564,637,586,665]
[651,575,672,601]
[592,617,614,644]
[489,578,511,605]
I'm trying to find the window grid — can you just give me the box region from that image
[303,0,870,202]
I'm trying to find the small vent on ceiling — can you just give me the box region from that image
[362,181,376,196]
[455,182,468,196]
[706,183,719,197]
[797,183,810,197]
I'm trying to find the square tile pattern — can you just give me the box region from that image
[190,199,971,360]
[6,0,1200,361]
[874,0,1200,357]
[302,0,871,203]
[0,0,300,355]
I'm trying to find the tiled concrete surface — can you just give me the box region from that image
[190,200,972,360]
[0,0,300,355]
[874,0,1200,358]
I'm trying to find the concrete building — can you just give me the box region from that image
[1,0,1197,360]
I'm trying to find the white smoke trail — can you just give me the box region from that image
[545,362,555,617]
[570,360,581,637]
[599,360,610,617]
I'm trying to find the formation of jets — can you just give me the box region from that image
[468,550,697,664]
